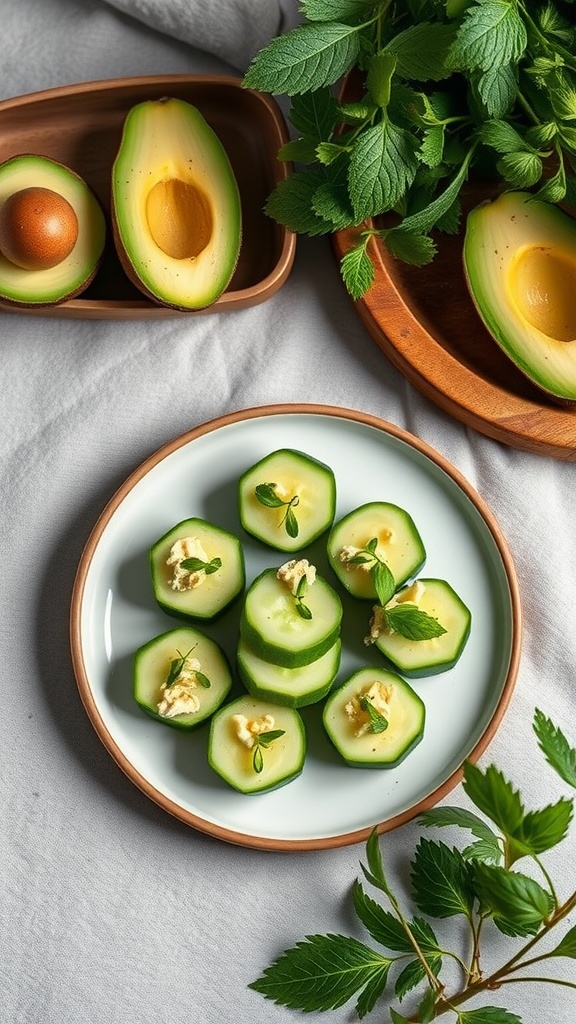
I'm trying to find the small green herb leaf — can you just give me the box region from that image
[249,933,393,1013]
[352,880,412,951]
[284,504,300,538]
[373,562,395,608]
[257,729,286,747]
[179,555,222,576]
[458,1009,522,1024]
[165,646,196,687]
[385,22,457,82]
[411,838,476,920]
[385,605,447,640]
[533,708,576,788]
[252,729,285,774]
[349,120,419,220]
[195,672,211,689]
[547,923,576,960]
[359,695,389,734]
[253,744,264,774]
[472,861,554,936]
[255,482,285,507]
[462,762,525,837]
[418,805,503,864]
[243,22,361,96]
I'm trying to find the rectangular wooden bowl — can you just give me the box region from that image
[0,75,295,318]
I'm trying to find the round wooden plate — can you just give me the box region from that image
[332,183,576,461]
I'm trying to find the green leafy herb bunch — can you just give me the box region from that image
[243,0,576,299]
[249,708,576,1022]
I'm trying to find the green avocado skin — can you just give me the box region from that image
[463,191,576,402]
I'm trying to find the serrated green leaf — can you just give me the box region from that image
[385,229,437,266]
[367,51,397,108]
[352,880,412,951]
[373,561,395,607]
[434,197,461,234]
[349,120,419,220]
[474,63,517,117]
[362,828,392,896]
[448,1,527,74]
[472,862,554,937]
[496,151,543,188]
[419,125,445,168]
[264,171,331,235]
[385,22,457,82]
[385,605,447,641]
[316,141,349,165]
[277,138,319,164]
[393,146,474,235]
[547,922,576,959]
[462,762,525,837]
[533,709,576,788]
[418,804,502,863]
[355,965,391,1019]
[341,240,375,299]
[243,22,361,96]
[519,798,573,855]
[458,1008,522,1024]
[411,838,475,919]
[476,119,528,154]
[289,88,339,142]
[339,99,377,124]
[533,159,567,203]
[312,175,356,230]
[302,0,376,21]
[249,933,393,1013]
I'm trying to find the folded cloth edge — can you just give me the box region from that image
[102,0,295,71]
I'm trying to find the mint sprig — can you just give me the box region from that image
[243,0,576,299]
[252,729,286,774]
[255,482,300,538]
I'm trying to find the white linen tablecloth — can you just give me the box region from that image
[1,2,575,1022]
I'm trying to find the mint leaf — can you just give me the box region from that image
[254,482,285,508]
[418,805,503,864]
[519,798,573,855]
[277,138,318,163]
[385,604,447,640]
[249,934,393,1013]
[411,838,475,919]
[385,22,457,82]
[496,151,543,188]
[264,171,331,235]
[547,923,576,959]
[312,174,356,230]
[385,229,438,266]
[394,146,474,234]
[352,880,412,951]
[472,862,554,936]
[419,125,445,168]
[449,1,527,73]
[349,120,419,220]
[462,762,525,837]
[289,87,339,142]
[476,119,528,154]
[474,63,517,117]
[534,708,576,788]
[302,0,377,21]
[373,561,396,607]
[367,51,397,108]
[341,239,375,299]
[458,1009,522,1024]
[243,22,361,96]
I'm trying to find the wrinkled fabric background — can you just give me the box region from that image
[1,2,575,1022]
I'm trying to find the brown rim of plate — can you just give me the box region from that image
[69,403,522,851]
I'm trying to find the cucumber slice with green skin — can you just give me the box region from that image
[150,517,245,621]
[237,635,341,708]
[240,567,343,668]
[323,666,425,768]
[208,694,306,793]
[374,578,472,677]
[327,502,426,600]
[238,448,336,552]
[133,626,232,730]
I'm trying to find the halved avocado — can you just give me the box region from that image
[463,191,576,402]
[0,154,106,306]
[111,97,242,310]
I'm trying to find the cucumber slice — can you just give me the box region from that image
[237,635,341,708]
[208,694,306,793]
[327,502,426,600]
[238,448,336,552]
[323,666,425,768]
[150,517,245,621]
[133,626,232,730]
[240,565,343,668]
[374,578,472,676]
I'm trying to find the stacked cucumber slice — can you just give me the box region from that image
[130,446,472,794]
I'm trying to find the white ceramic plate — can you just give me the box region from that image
[70,405,521,851]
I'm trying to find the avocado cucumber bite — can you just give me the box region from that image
[323,667,425,768]
[327,502,426,600]
[370,578,471,677]
[238,448,336,552]
[237,634,341,708]
[150,517,245,621]
[133,626,232,729]
[240,560,343,668]
[208,695,306,793]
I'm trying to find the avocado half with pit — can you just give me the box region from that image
[463,190,576,402]
[0,154,106,307]
[111,97,242,310]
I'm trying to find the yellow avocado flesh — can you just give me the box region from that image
[0,155,105,305]
[112,98,241,310]
[463,191,576,401]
